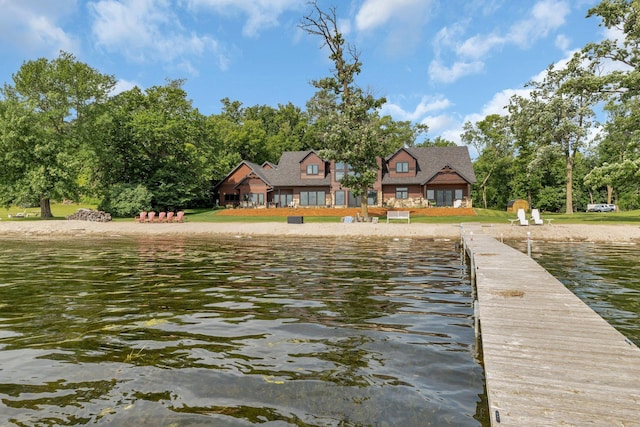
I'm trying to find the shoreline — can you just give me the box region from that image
[1,220,640,243]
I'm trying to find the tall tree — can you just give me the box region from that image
[0,51,115,217]
[508,59,599,214]
[584,97,640,207]
[300,1,397,218]
[462,114,514,209]
[91,82,212,213]
[576,0,640,207]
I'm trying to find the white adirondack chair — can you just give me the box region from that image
[531,208,544,225]
[517,208,529,226]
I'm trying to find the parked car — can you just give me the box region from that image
[586,203,616,212]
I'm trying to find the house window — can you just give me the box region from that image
[224,193,240,203]
[367,190,377,205]
[300,191,326,206]
[426,189,435,201]
[306,164,319,175]
[455,189,463,200]
[249,193,264,205]
[334,162,353,181]
[396,162,409,173]
[335,190,346,206]
[274,193,293,207]
[396,187,408,199]
[435,190,454,206]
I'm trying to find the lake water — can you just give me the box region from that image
[0,236,488,426]
[508,240,640,346]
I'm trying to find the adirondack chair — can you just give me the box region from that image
[157,212,166,223]
[135,211,147,222]
[166,211,174,223]
[147,211,156,223]
[531,209,544,225]
[517,208,529,226]
[173,211,185,222]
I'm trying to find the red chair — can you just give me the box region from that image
[173,211,184,223]
[135,212,147,222]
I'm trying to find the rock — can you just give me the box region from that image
[66,209,112,222]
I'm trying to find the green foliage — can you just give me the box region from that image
[0,51,115,217]
[462,114,514,209]
[508,58,599,213]
[89,82,213,211]
[300,1,398,217]
[98,184,152,217]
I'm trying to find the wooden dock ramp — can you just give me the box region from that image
[461,224,640,426]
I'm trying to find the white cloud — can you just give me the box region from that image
[111,78,139,95]
[381,95,452,122]
[0,1,78,55]
[184,0,302,37]
[90,0,228,71]
[429,0,571,84]
[507,0,570,48]
[355,0,433,55]
[355,0,428,32]
[456,33,505,60]
[428,59,484,84]
[421,114,457,134]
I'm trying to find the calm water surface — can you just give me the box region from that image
[508,240,640,346]
[0,236,488,426]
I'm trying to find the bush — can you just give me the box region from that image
[98,184,152,218]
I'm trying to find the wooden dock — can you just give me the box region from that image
[462,224,640,426]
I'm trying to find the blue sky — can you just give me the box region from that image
[0,0,603,144]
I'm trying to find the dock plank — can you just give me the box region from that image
[462,225,640,426]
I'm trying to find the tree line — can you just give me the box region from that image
[0,52,427,218]
[2,1,638,217]
[463,0,640,213]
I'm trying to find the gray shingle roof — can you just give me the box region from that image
[382,146,477,185]
[262,151,331,187]
[218,146,476,190]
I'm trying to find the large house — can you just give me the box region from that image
[214,146,476,209]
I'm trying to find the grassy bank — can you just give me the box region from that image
[2,203,638,225]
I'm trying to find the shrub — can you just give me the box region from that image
[98,184,152,218]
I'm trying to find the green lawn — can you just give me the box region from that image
[2,204,639,225]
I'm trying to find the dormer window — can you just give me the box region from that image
[307,164,319,175]
[396,161,409,173]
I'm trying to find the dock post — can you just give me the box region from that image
[527,232,531,257]
[468,233,475,283]
[473,299,480,359]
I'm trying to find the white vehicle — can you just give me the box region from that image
[586,203,616,212]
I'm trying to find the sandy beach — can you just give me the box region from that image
[1,219,640,243]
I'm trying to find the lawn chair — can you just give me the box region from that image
[531,208,544,225]
[157,212,166,223]
[517,208,529,226]
[135,211,147,222]
[166,211,174,222]
[173,211,185,223]
[147,211,156,223]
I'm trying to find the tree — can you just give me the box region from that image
[575,1,640,207]
[584,97,640,208]
[462,114,514,209]
[0,52,115,217]
[300,1,398,218]
[90,81,213,213]
[508,59,599,213]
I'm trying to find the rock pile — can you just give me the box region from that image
[66,208,112,222]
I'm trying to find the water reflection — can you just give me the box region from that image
[508,240,640,346]
[0,236,487,426]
